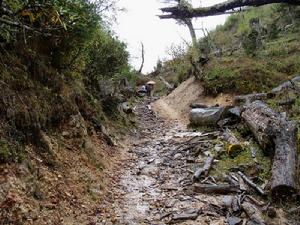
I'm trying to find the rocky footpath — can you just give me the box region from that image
[98,99,295,225]
[99,99,224,224]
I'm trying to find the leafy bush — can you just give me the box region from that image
[0,0,135,163]
[203,65,237,95]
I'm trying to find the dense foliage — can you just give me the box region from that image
[0,0,135,163]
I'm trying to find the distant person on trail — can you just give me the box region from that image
[145,84,152,97]
[145,81,155,97]
[141,85,147,93]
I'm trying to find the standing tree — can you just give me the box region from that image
[163,0,197,46]
[138,42,145,74]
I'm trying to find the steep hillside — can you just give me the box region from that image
[156,4,300,97]
[202,4,300,95]
[0,1,136,223]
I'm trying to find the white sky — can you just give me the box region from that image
[113,0,228,73]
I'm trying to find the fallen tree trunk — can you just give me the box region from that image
[193,184,240,194]
[193,156,214,181]
[241,101,298,198]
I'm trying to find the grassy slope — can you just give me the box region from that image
[202,4,300,95]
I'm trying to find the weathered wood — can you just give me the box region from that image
[234,93,268,105]
[237,171,266,196]
[172,212,199,221]
[138,42,144,74]
[241,101,298,198]
[245,195,265,207]
[237,174,248,192]
[271,76,300,93]
[159,0,300,19]
[225,174,239,187]
[193,156,214,181]
[223,129,243,156]
[193,184,240,194]
[189,103,209,109]
[242,202,266,225]
[159,76,174,90]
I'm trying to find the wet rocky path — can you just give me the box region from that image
[99,99,226,225]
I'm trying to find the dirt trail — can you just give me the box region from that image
[153,77,233,125]
[99,99,225,225]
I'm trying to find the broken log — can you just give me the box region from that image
[223,129,243,156]
[241,100,298,198]
[245,195,265,207]
[271,76,300,94]
[237,171,266,196]
[172,211,199,221]
[242,202,266,225]
[193,184,240,194]
[190,103,209,108]
[225,174,239,187]
[193,156,214,181]
[234,93,268,105]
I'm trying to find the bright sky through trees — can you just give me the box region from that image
[114,0,228,73]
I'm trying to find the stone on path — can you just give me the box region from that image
[189,107,225,126]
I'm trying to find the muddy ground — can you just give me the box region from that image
[98,99,236,225]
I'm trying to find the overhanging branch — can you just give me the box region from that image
[159,0,300,19]
[0,18,52,36]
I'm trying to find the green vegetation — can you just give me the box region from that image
[202,4,300,95]
[0,0,137,163]
[157,4,300,96]
[212,142,271,182]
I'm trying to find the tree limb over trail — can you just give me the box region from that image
[159,0,300,19]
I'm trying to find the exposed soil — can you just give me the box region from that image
[153,77,233,125]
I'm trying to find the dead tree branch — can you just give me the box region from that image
[159,0,300,19]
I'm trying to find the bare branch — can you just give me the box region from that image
[0,18,52,36]
[159,0,300,19]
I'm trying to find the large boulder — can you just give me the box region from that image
[189,107,225,126]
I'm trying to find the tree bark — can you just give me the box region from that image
[182,18,197,46]
[159,0,300,19]
[234,93,268,105]
[241,100,298,198]
[138,42,144,74]
[223,129,243,156]
[193,183,240,194]
[193,156,214,181]
[237,171,266,196]
[242,202,266,225]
